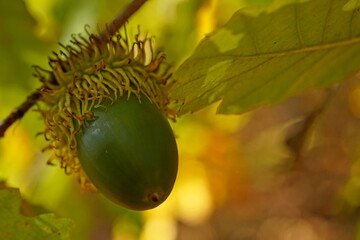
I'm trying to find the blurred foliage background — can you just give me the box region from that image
[1,0,360,239]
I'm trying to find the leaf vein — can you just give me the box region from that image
[349,0,360,38]
[295,2,305,48]
[322,0,334,43]
[195,58,273,102]
[195,37,360,61]
[225,53,312,102]
[289,50,333,92]
[240,13,260,54]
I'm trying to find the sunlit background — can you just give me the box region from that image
[1,0,360,239]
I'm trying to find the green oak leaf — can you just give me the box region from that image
[0,188,73,240]
[172,0,360,115]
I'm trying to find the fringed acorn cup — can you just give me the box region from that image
[33,26,178,211]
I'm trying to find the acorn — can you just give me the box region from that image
[34,27,178,210]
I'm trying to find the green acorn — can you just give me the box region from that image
[34,27,178,210]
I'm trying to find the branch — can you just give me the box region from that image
[0,0,148,138]
[0,90,42,137]
[98,0,148,42]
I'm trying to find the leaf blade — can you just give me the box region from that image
[172,0,360,115]
[0,188,74,240]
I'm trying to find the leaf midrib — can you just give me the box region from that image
[195,37,360,61]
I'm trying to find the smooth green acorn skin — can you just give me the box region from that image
[77,94,178,211]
